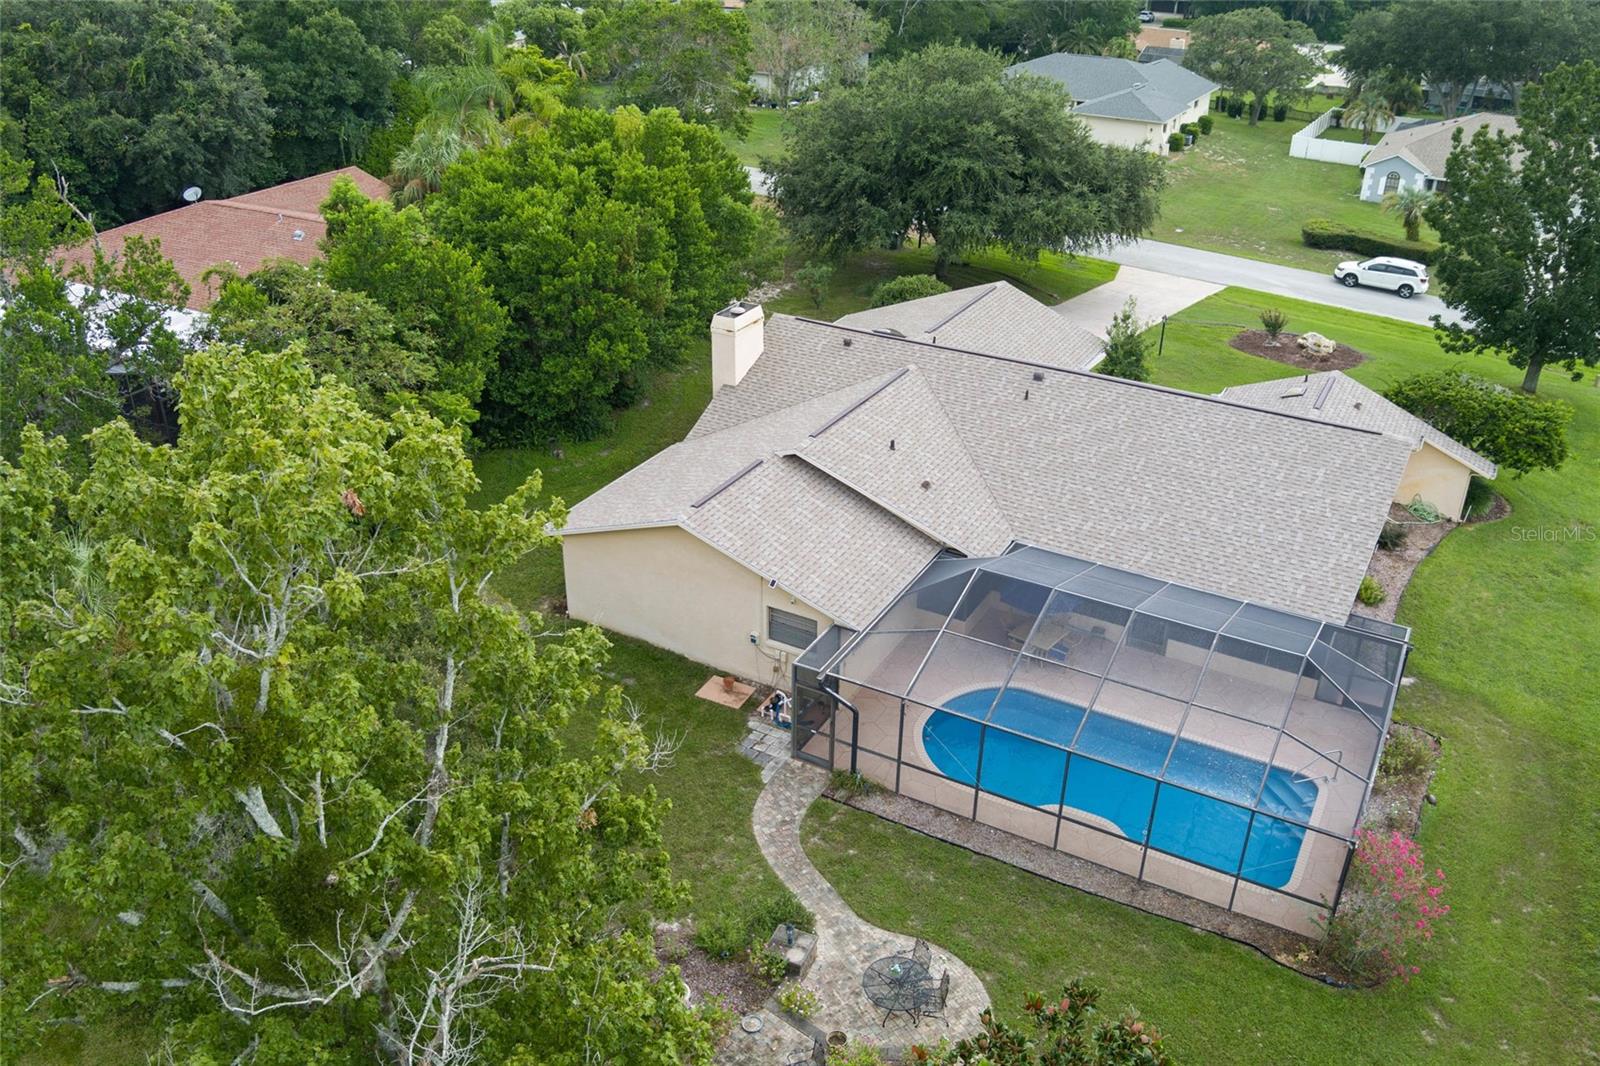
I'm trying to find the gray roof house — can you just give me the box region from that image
[1007,54,1217,154]
[1219,371,1495,520]
[557,300,1424,939]
[835,281,1105,371]
[1358,113,1519,202]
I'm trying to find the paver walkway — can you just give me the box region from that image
[717,760,991,1064]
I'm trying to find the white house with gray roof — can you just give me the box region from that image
[1006,53,1217,155]
[1219,371,1496,519]
[556,295,1419,689]
[1358,113,1519,202]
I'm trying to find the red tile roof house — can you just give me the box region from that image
[54,166,392,310]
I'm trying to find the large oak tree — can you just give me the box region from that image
[0,346,708,1064]
[767,45,1164,277]
[1185,7,1319,125]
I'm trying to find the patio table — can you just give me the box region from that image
[862,954,931,1026]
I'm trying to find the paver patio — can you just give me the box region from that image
[716,759,991,1064]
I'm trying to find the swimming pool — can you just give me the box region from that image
[924,688,1318,889]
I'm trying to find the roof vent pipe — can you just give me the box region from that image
[889,439,896,451]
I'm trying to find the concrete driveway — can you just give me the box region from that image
[1056,266,1223,339]
[1099,239,1464,328]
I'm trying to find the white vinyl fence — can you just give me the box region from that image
[1288,109,1397,166]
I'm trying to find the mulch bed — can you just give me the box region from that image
[1363,724,1443,839]
[1465,490,1510,524]
[1228,330,1367,371]
[655,922,771,1017]
[1353,503,1456,623]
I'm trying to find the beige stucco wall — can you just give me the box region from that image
[1395,442,1473,520]
[1077,92,1213,156]
[561,525,834,688]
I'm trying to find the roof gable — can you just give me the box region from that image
[1218,372,1497,478]
[1008,53,1216,123]
[835,281,1104,371]
[1362,113,1519,176]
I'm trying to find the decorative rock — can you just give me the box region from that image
[1297,331,1336,356]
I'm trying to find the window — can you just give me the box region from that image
[1382,171,1401,194]
[768,607,819,649]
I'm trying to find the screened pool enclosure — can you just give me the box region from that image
[792,545,1410,936]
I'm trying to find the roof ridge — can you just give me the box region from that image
[924,284,997,333]
[785,315,1393,440]
[213,200,323,222]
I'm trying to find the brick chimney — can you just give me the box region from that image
[711,301,764,393]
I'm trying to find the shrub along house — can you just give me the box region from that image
[1219,372,1496,520]
[1004,53,1216,155]
[558,291,1441,936]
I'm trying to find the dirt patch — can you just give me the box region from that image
[1228,329,1367,371]
[1351,504,1456,623]
[655,922,771,1017]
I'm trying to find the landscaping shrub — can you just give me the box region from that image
[869,273,951,308]
[1272,102,1289,121]
[832,1045,889,1066]
[1167,132,1184,152]
[917,978,1171,1065]
[776,982,820,1019]
[1378,728,1435,781]
[1384,370,1573,475]
[795,260,835,309]
[1198,114,1214,134]
[829,769,876,798]
[1462,475,1498,519]
[1319,829,1449,983]
[1097,297,1150,382]
[1226,97,1245,118]
[1258,307,1289,344]
[748,940,789,986]
[1357,576,1386,606]
[1376,520,1408,551]
[1301,218,1438,264]
[1213,94,1228,112]
[693,886,816,959]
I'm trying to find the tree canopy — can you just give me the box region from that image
[1185,7,1319,125]
[425,105,770,440]
[1425,61,1600,394]
[0,0,277,226]
[0,346,708,1064]
[235,0,403,177]
[748,0,886,104]
[1340,0,1600,118]
[866,0,1140,62]
[591,0,754,134]
[768,45,1164,277]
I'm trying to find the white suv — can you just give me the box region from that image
[1333,256,1430,298]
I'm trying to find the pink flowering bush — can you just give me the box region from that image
[1319,829,1450,983]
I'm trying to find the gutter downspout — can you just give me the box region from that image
[820,680,860,775]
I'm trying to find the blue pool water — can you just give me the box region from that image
[925,688,1318,888]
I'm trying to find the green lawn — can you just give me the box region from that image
[767,245,1118,321]
[721,107,789,167]
[1159,110,1438,271]
[803,290,1599,1064]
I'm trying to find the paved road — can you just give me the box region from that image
[1098,239,1464,328]
[745,165,771,196]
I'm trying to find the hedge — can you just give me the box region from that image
[1302,218,1439,264]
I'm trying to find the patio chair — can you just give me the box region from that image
[910,938,931,970]
[784,1038,827,1066]
[915,971,951,1022]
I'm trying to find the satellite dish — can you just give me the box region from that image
[181,186,203,203]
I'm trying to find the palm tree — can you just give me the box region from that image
[1345,89,1394,145]
[1383,186,1431,242]
[390,27,568,203]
